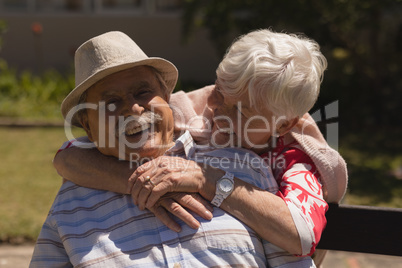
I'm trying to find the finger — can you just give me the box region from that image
[149,205,182,233]
[128,160,154,188]
[129,165,146,182]
[126,171,139,194]
[131,175,148,206]
[128,170,143,200]
[174,194,213,220]
[159,198,200,229]
[137,176,155,210]
[145,173,202,209]
[145,180,173,208]
[130,159,163,204]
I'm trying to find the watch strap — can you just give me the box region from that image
[211,172,234,207]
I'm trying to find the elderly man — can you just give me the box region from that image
[30,31,281,267]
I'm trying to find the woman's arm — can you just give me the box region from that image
[54,145,133,194]
[130,156,303,255]
[208,170,302,255]
[53,142,213,231]
[131,155,326,256]
[215,177,302,254]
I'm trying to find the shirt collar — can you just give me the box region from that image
[166,130,197,158]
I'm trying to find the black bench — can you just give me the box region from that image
[317,203,402,256]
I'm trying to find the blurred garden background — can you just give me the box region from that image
[0,0,401,244]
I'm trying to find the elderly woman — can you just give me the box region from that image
[55,29,347,261]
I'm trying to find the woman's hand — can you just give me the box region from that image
[128,156,219,232]
[129,156,217,209]
[148,192,213,232]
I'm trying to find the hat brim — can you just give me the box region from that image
[61,57,178,128]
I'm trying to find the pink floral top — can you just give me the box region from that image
[261,137,328,256]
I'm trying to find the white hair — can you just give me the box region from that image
[216,29,328,120]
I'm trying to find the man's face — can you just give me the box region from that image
[81,66,174,161]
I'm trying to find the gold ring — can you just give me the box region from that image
[145,176,156,188]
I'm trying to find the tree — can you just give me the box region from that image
[182,0,402,128]
[0,20,7,52]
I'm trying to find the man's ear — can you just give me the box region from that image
[277,117,299,136]
[79,114,94,142]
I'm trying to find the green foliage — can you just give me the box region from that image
[182,1,402,209]
[0,20,6,50]
[0,60,74,120]
[182,0,402,128]
[0,19,74,120]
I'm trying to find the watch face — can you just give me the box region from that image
[219,178,233,193]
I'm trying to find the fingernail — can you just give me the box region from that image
[205,210,213,220]
[174,226,182,232]
[192,220,200,229]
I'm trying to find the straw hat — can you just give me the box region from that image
[61,31,178,127]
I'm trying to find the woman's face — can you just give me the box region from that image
[207,85,277,154]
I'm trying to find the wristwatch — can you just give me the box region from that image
[211,172,235,207]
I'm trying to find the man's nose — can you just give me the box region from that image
[131,103,144,114]
[123,98,145,116]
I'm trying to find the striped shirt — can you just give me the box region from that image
[30,131,315,267]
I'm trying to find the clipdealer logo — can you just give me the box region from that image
[61,100,341,165]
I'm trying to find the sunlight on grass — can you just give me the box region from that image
[0,127,85,242]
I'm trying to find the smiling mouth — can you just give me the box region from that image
[118,112,162,138]
[119,122,153,138]
[125,123,151,136]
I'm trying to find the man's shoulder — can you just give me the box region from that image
[49,181,124,214]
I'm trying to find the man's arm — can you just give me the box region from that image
[30,220,72,267]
